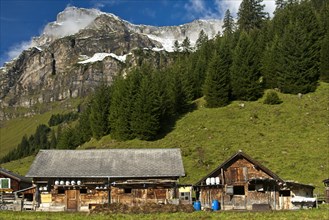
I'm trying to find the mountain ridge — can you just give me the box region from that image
[0,6,222,114]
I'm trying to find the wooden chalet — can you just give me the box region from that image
[194,151,315,211]
[26,149,185,211]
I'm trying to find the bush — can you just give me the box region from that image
[263,91,282,105]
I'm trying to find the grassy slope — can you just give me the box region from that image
[0,99,82,158]
[2,83,328,194]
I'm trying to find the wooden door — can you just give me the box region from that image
[66,190,79,211]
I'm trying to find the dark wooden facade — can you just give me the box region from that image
[0,168,32,192]
[194,151,315,210]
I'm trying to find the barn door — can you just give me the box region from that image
[66,190,79,211]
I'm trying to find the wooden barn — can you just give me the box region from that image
[26,149,185,211]
[0,168,32,192]
[194,151,315,211]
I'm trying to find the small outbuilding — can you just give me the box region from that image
[194,151,315,210]
[0,168,32,192]
[26,149,185,211]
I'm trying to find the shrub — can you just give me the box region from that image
[263,91,282,105]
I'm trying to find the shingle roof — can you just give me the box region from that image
[26,149,185,178]
[0,168,31,183]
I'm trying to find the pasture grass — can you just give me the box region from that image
[0,208,328,220]
[0,99,82,158]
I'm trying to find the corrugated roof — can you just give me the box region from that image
[26,149,185,178]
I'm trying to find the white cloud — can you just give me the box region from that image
[91,0,117,9]
[42,6,101,38]
[185,0,276,20]
[184,0,215,20]
[6,40,32,61]
[215,0,241,18]
[215,0,276,18]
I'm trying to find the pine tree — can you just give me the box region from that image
[196,30,208,49]
[181,37,192,53]
[173,40,180,52]
[262,35,281,89]
[109,70,142,140]
[89,83,111,140]
[276,2,321,93]
[174,56,194,110]
[231,31,264,100]
[222,9,235,36]
[77,104,92,143]
[320,32,329,82]
[275,0,286,12]
[50,130,57,149]
[131,71,161,140]
[237,0,267,32]
[319,2,329,82]
[204,36,231,107]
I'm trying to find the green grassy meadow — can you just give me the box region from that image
[1,83,328,195]
[0,208,328,220]
[0,99,82,158]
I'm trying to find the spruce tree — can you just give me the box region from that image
[173,40,180,52]
[276,2,321,93]
[204,36,231,107]
[131,71,161,140]
[89,83,111,140]
[262,35,281,89]
[109,70,142,140]
[182,37,192,53]
[231,31,264,100]
[222,9,235,36]
[320,32,329,82]
[237,0,267,32]
[77,104,92,143]
[275,0,286,12]
[196,30,208,49]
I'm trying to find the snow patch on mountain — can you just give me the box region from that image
[78,52,130,64]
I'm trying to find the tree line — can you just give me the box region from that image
[1,0,327,163]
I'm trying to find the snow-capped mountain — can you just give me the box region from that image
[0,7,223,116]
[33,6,223,52]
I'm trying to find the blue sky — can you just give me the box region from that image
[0,0,276,66]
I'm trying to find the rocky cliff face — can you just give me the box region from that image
[0,7,222,114]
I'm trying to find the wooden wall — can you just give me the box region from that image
[224,158,272,185]
[111,187,171,205]
[198,157,279,210]
[38,185,177,211]
[0,173,20,191]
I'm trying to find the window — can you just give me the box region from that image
[279,190,291,197]
[124,188,132,194]
[80,189,87,194]
[0,178,10,189]
[226,186,234,195]
[58,188,65,194]
[179,192,190,201]
[233,186,245,195]
[248,184,256,191]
